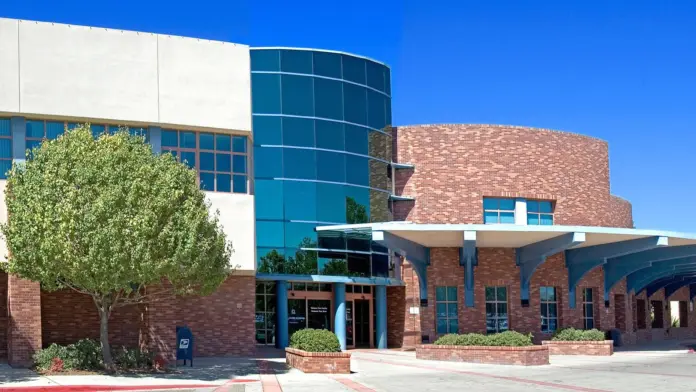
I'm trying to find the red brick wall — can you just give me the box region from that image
[415,344,549,366]
[392,124,632,227]
[0,272,7,359]
[41,290,144,348]
[7,275,42,367]
[607,195,634,228]
[391,249,626,346]
[386,286,405,348]
[633,286,696,343]
[542,341,613,356]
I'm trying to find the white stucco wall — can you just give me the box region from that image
[206,192,256,272]
[0,18,251,133]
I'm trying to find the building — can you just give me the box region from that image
[1,18,695,366]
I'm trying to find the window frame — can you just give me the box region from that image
[436,286,459,335]
[0,118,12,179]
[582,288,595,330]
[162,129,249,194]
[540,286,558,332]
[255,282,276,345]
[527,200,555,225]
[485,286,509,333]
[483,198,516,224]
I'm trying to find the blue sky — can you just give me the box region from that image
[3,0,695,231]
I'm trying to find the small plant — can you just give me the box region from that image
[34,343,70,371]
[671,317,680,328]
[49,358,64,373]
[552,328,605,341]
[433,331,533,347]
[66,339,103,371]
[290,328,341,352]
[113,347,154,369]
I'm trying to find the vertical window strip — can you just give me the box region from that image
[435,286,458,334]
[540,286,558,332]
[582,288,595,330]
[0,118,13,179]
[485,286,509,333]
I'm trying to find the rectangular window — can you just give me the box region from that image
[540,286,558,332]
[527,200,554,225]
[485,286,508,333]
[583,288,595,329]
[162,130,248,194]
[651,300,664,329]
[679,301,688,328]
[255,282,276,345]
[436,286,458,334]
[0,118,12,179]
[483,198,515,224]
[636,299,647,329]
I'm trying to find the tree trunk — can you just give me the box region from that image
[98,306,114,369]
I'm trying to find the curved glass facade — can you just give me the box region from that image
[251,48,393,278]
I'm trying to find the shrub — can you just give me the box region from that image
[113,347,154,369]
[552,328,605,341]
[49,357,64,373]
[290,328,341,352]
[433,331,533,347]
[66,339,103,371]
[34,343,71,371]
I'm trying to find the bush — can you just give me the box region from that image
[113,347,154,369]
[34,343,71,371]
[433,331,533,347]
[290,328,341,352]
[66,339,103,370]
[552,328,605,341]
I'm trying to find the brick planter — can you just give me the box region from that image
[415,345,549,366]
[542,340,614,356]
[285,348,351,374]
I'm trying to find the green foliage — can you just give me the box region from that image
[290,328,342,352]
[321,259,351,276]
[67,339,104,370]
[346,197,369,224]
[34,343,71,371]
[2,124,232,297]
[113,347,154,369]
[551,328,606,341]
[433,331,533,347]
[671,317,680,328]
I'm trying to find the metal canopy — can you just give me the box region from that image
[316,222,696,306]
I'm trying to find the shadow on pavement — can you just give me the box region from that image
[0,363,44,384]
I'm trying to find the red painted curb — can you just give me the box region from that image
[0,381,258,392]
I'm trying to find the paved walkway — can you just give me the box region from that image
[2,342,696,391]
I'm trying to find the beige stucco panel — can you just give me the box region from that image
[0,19,20,113]
[206,192,256,272]
[157,36,251,132]
[18,20,159,122]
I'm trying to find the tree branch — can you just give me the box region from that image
[111,287,176,307]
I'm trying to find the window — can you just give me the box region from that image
[162,130,248,193]
[540,287,558,332]
[26,120,147,152]
[485,286,508,333]
[636,299,647,329]
[255,282,276,345]
[527,200,554,225]
[483,198,515,224]
[582,288,595,329]
[0,118,11,179]
[436,286,459,334]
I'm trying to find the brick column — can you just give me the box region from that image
[7,275,42,367]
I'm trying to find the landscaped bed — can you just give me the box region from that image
[285,329,351,374]
[542,328,614,356]
[416,331,549,366]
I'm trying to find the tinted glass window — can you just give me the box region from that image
[343,83,368,125]
[200,152,215,171]
[233,136,247,153]
[26,120,44,138]
[0,139,11,159]
[256,180,284,220]
[283,148,316,179]
[285,222,318,249]
[345,125,368,155]
[46,122,64,139]
[256,221,285,248]
[199,133,215,150]
[316,183,346,223]
[313,52,342,78]
[0,119,10,137]
[347,253,370,277]
[233,155,246,174]
[314,78,343,120]
[316,151,346,183]
[216,134,232,151]
[252,73,281,114]
[367,90,387,130]
[253,116,282,145]
[345,155,369,186]
[342,55,366,84]
[345,186,370,223]
[251,49,280,72]
[282,117,314,147]
[315,120,345,151]
[371,253,389,277]
[366,61,386,92]
[180,131,196,148]
[254,147,283,178]
[280,50,313,74]
[216,173,232,192]
[281,75,313,116]
[284,180,317,221]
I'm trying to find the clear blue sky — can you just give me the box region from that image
[4,0,695,232]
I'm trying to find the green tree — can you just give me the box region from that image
[346,197,369,224]
[1,125,232,368]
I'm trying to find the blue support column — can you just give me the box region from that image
[333,282,346,351]
[276,280,289,349]
[148,126,162,154]
[517,232,585,305]
[376,285,387,349]
[566,236,667,308]
[11,116,26,164]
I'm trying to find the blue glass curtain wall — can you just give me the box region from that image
[252,48,393,278]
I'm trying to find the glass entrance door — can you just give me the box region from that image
[346,301,354,347]
[355,299,371,347]
[308,300,331,330]
[288,299,307,337]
